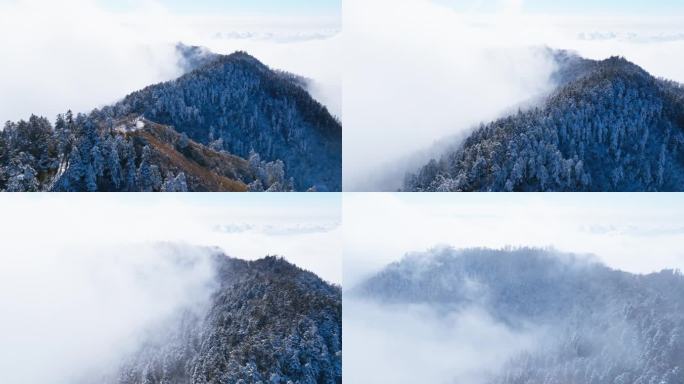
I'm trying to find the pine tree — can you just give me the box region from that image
[108,139,123,189]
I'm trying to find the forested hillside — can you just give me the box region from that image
[110,255,342,384]
[0,113,293,192]
[356,247,684,384]
[405,52,684,191]
[0,45,340,192]
[105,50,341,191]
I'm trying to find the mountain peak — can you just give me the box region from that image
[594,55,650,80]
[175,42,219,73]
[113,47,342,191]
[174,44,267,75]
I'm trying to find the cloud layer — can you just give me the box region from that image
[0,0,184,123]
[344,299,541,384]
[0,242,218,384]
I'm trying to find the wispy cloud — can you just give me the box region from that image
[212,29,340,43]
[582,224,684,237]
[344,298,542,384]
[214,223,255,234]
[0,193,342,283]
[261,222,341,235]
[0,193,341,384]
[577,31,684,43]
[214,222,340,236]
[0,241,219,384]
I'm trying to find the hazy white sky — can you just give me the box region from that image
[96,0,341,16]
[0,0,341,123]
[0,193,342,283]
[437,0,684,16]
[344,193,684,287]
[344,0,684,190]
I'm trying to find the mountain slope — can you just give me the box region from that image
[122,118,251,192]
[405,53,684,191]
[112,255,342,384]
[105,51,341,191]
[356,247,684,384]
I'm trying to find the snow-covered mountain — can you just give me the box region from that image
[405,51,684,191]
[110,254,341,384]
[0,44,341,192]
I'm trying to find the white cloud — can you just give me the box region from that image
[0,194,341,383]
[215,222,340,236]
[343,193,684,287]
[343,192,684,383]
[344,298,542,384]
[343,0,684,191]
[0,0,341,123]
[524,14,684,83]
[0,0,184,123]
[0,242,218,384]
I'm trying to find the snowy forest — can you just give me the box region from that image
[0,45,341,192]
[354,247,684,384]
[106,254,342,384]
[405,51,684,191]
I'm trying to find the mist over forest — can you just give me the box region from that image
[0,243,342,384]
[347,247,684,384]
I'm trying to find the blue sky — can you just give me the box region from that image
[98,0,340,16]
[436,0,684,15]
